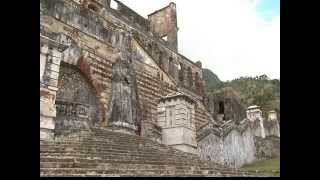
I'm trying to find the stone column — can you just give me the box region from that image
[40,32,71,141]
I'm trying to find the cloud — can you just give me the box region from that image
[119,0,280,81]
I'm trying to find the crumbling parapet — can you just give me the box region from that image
[148,2,178,51]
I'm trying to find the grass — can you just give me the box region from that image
[240,157,280,172]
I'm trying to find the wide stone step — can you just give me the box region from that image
[40,162,201,171]
[40,157,213,167]
[41,129,273,176]
[40,167,226,176]
[40,152,199,162]
[42,141,197,154]
[40,145,199,160]
[40,167,265,177]
[40,156,200,165]
[40,157,223,170]
[40,146,197,155]
[42,141,165,149]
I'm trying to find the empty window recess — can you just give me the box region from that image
[110,0,118,9]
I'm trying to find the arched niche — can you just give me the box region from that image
[158,51,164,69]
[55,62,102,134]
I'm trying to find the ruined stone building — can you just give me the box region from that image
[40,0,280,176]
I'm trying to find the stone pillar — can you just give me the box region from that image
[246,105,265,138]
[267,110,280,137]
[40,32,71,141]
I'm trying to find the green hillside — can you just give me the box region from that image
[202,68,223,94]
[202,70,280,118]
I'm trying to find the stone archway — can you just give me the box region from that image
[54,62,102,134]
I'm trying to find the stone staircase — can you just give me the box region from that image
[40,128,276,177]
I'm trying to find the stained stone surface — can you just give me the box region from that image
[40,0,279,176]
[197,122,256,168]
[254,136,280,159]
[55,62,102,133]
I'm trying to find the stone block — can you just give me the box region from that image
[40,99,56,117]
[40,128,54,141]
[162,126,197,154]
[40,116,55,130]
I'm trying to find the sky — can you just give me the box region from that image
[119,0,280,81]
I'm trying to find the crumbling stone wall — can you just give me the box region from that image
[197,119,280,168]
[222,128,256,168]
[148,2,178,51]
[40,0,209,139]
[264,119,280,137]
[205,88,246,123]
[254,136,280,160]
[197,123,256,168]
[107,0,149,31]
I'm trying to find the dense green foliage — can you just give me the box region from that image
[202,68,222,93]
[203,69,280,117]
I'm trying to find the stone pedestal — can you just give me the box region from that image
[157,92,197,154]
[162,126,197,154]
[108,122,138,135]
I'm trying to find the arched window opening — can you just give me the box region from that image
[110,0,119,9]
[187,67,193,88]
[218,101,225,114]
[88,4,98,12]
[195,72,200,92]
[161,35,168,41]
[147,44,152,51]
[158,51,163,69]
[178,63,184,83]
[168,57,174,76]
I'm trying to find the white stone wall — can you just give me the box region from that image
[264,121,280,137]
[197,133,224,164]
[222,128,256,168]
[198,127,256,168]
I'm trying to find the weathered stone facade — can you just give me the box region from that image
[197,106,280,168]
[204,87,246,123]
[40,0,280,175]
[40,0,208,140]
